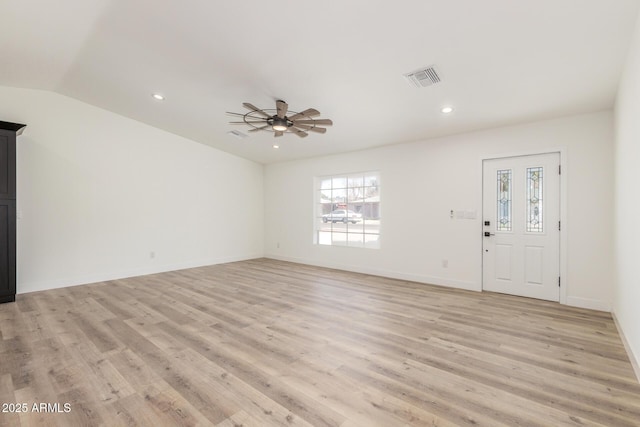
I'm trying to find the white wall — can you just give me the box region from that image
[614,12,640,375]
[0,86,264,293]
[265,111,614,311]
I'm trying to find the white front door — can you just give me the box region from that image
[482,153,560,301]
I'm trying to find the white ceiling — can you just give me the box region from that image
[2,1,639,164]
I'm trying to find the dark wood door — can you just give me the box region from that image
[0,199,16,303]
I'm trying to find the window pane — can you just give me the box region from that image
[332,221,348,232]
[526,167,544,232]
[318,231,332,245]
[496,169,512,231]
[332,232,347,246]
[318,216,333,232]
[348,233,364,248]
[365,188,379,203]
[320,179,332,190]
[349,223,365,234]
[364,234,380,249]
[348,175,364,188]
[347,186,365,203]
[331,188,346,204]
[319,189,332,203]
[332,177,347,189]
[318,202,331,217]
[347,205,364,233]
[347,203,363,216]
[364,219,380,235]
[363,202,380,220]
[364,175,378,187]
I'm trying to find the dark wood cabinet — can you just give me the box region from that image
[0,121,25,304]
[0,130,17,200]
[0,200,16,303]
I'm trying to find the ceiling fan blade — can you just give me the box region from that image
[242,103,271,118]
[292,119,333,126]
[293,124,327,134]
[288,128,308,138]
[291,123,311,130]
[228,121,268,124]
[276,100,288,118]
[274,131,284,137]
[248,125,270,132]
[288,108,320,121]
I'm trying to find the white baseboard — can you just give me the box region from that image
[17,253,264,295]
[612,312,640,383]
[267,255,617,312]
[265,253,480,292]
[565,296,611,312]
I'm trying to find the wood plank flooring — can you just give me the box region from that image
[1,258,639,426]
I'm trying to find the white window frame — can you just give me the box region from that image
[314,171,380,249]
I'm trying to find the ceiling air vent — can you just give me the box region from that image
[227,130,248,139]
[404,66,441,88]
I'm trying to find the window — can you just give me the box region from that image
[316,172,380,248]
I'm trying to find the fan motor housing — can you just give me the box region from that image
[269,117,290,130]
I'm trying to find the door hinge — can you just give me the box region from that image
[559,276,561,287]
[558,221,561,231]
[559,165,561,175]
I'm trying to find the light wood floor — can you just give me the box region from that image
[1,259,639,426]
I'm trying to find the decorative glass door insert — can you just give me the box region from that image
[526,167,543,232]
[497,169,512,231]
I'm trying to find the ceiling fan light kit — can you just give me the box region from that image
[227,100,332,139]
[271,117,288,132]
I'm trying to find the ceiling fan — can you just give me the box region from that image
[227,100,333,138]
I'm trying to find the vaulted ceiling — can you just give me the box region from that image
[2,1,639,163]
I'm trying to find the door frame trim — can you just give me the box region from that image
[480,148,567,305]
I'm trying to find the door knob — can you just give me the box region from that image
[484,232,495,237]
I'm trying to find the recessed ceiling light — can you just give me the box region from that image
[441,106,454,114]
[152,93,165,101]
[273,144,280,149]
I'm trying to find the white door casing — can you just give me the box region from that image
[482,153,560,301]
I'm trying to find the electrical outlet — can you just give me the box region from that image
[150,251,155,259]
[442,259,448,268]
